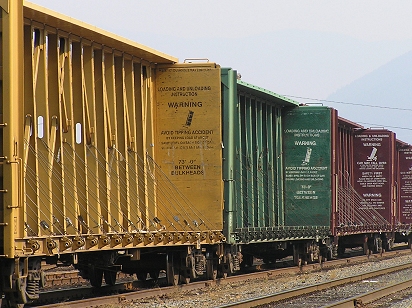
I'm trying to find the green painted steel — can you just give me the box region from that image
[221,68,236,244]
[275,107,284,225]
[221,68,299,243]
[236,80,299,105]
[282,106,332,227]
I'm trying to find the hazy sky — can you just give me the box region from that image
[28,1,412,141]
[27,1,412,92]
[29,1,412,41]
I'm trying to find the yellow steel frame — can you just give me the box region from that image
[1,0,24,258]
[1,1,223,258]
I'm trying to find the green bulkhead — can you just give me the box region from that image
[282,106,333,228]
[221,68,299,244]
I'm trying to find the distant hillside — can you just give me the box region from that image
[326,50,412,143]
[128,29,412,100]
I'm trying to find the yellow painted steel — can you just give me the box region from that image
[23,1,177,64]
[154,63,223,231]
[1,0,24,257]
[0,2,223,258]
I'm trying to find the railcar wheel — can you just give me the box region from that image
[206,260,217,280]
[166,253,179,286]
[166,266,179,286]
[327,246,333,261]
[149,271,160,281]
[363,242,369,255]
[387,239,393,251]
[218,255,229,279]
[104,270,117,286]
[243,254,253,267]
[182,277,190,284]
[337,246,345,257]
[218,270,227,279]
[137,272,148,281]
[180,272,191,284]
[89,266,103,287]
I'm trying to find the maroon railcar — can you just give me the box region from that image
[334,122,396,253]
[396,141,412,224]
[394,140,412,246]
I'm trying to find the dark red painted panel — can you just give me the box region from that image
[398,146,412,223]
[353,130,395,223]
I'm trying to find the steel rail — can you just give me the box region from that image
[323,279,412,308]
[215,261,412,308]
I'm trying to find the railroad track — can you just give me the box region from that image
[32,248,412,307]
[217,258,412,307]
[325,279,412,308]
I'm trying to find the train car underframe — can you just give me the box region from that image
[237,232,402,269]
[239,238,333,268]
[1,232,408,307]
[0,256,45,308]
[292,239,333,266]
[335,232,395,257]
[0,243,242,307]
[395,231,412,249]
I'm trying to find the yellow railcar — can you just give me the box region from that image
[0,2,226,305]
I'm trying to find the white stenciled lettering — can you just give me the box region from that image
[294,140,316,146]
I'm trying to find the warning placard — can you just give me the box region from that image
[155,64,223,230]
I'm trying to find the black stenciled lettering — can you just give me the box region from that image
[170,170,204,176]
[167,102,203,108]
[174,164,201,170]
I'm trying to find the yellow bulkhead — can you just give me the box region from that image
[154,63,223,231]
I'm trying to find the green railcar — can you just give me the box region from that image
[221,68,299,245]
[282,106,333,228]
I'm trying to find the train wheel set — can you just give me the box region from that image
[1,2,412,307]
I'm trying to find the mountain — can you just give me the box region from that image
[126,29,412,100]
[326,50,412,143]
